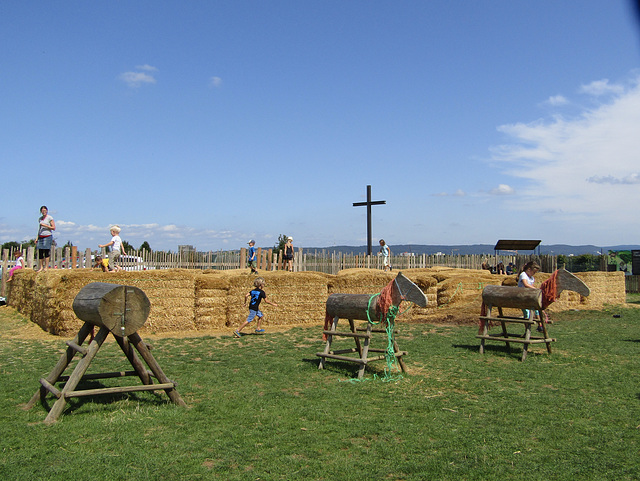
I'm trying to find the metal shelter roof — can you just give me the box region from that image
[494,239,541,252]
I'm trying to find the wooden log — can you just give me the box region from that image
[72,282,150,337]
[482,285,542,310]
[326,293,379,321]
[65,340,87,355]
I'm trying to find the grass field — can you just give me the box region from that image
[1,302,639,480]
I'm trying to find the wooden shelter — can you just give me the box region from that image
[25,282,186,424]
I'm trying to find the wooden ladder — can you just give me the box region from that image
[316,315,407,379]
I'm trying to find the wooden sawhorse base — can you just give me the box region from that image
[476,307,555,361]
[24,322,187,424]
[316,316,407,379]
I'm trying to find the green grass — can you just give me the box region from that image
[1,305,640,480]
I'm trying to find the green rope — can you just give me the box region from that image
[361,294,406,382]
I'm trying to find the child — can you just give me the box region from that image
[247,239,258,274]
[518,261,543,331]
[7,250,24,282]
[93,255,109,272]
[284,236,294,272]
[234,277,278,337]
[379,239,392,272]
[99,225,125,272]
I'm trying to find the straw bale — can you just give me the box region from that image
[7,267,628,336]
[329,269,395,295]
[222,271,330,329]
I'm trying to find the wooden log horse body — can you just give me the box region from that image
[478,268,590,361]
[325,272,428,322]
[318,272,427,378]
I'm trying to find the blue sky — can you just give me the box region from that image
[2,1,640,252]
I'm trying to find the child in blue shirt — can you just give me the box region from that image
[247,239,258,274]
[234,277,277,337]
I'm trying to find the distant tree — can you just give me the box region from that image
[1,241,20,251]
[556,255,567,269]
[618,250,632,265]
[139,241,152,253]
[572,254,601,272]
[122,240,133,253]
[273,234,288,255]
[61,240,74,250]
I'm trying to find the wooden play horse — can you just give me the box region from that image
[25,282,186,424]
[477,268,590,361]
[317,272,428,379]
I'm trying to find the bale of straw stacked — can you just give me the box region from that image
[6,269,198,335]
[195,270,230,330]
[5,267,628,336]
[222,271,331,329]
[101,269,198,333]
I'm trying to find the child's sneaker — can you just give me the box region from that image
[255,329,265,333]
[233,330,242,338]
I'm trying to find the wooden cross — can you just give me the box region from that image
[353,185,386,256]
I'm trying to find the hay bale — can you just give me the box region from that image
[7,267,627,336]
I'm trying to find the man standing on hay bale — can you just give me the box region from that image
[235,277,278,337]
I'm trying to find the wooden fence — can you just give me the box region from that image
[626,275,640,293]
[1,244,561,297]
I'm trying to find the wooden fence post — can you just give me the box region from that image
[240,248,247,269]
[1,248,8,297]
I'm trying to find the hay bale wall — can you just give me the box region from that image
[5,268,626,336]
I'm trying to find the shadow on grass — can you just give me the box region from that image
[452,342,530,360]
[35,379,174,419]
[301,356,389,379]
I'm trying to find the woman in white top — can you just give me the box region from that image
[36,205,56,272]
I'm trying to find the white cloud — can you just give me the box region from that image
[546,95,568,106]
[587,173,640,185]
[119,65,158,88]
[119,71,156,88]
[579,78,625,96]
[209,76,223,88]
[490,74,640,236]
[489,184,515,195]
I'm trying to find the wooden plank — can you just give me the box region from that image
[64,382,175,398]
[58,370,150,382]
[479,316,535,324]
[316,352,367,364]
[476,335,555,344]
[321,330,371,339]
[65,340,87,355]
[39,378,62,398]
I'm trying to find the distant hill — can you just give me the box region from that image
[305,244,640,256]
